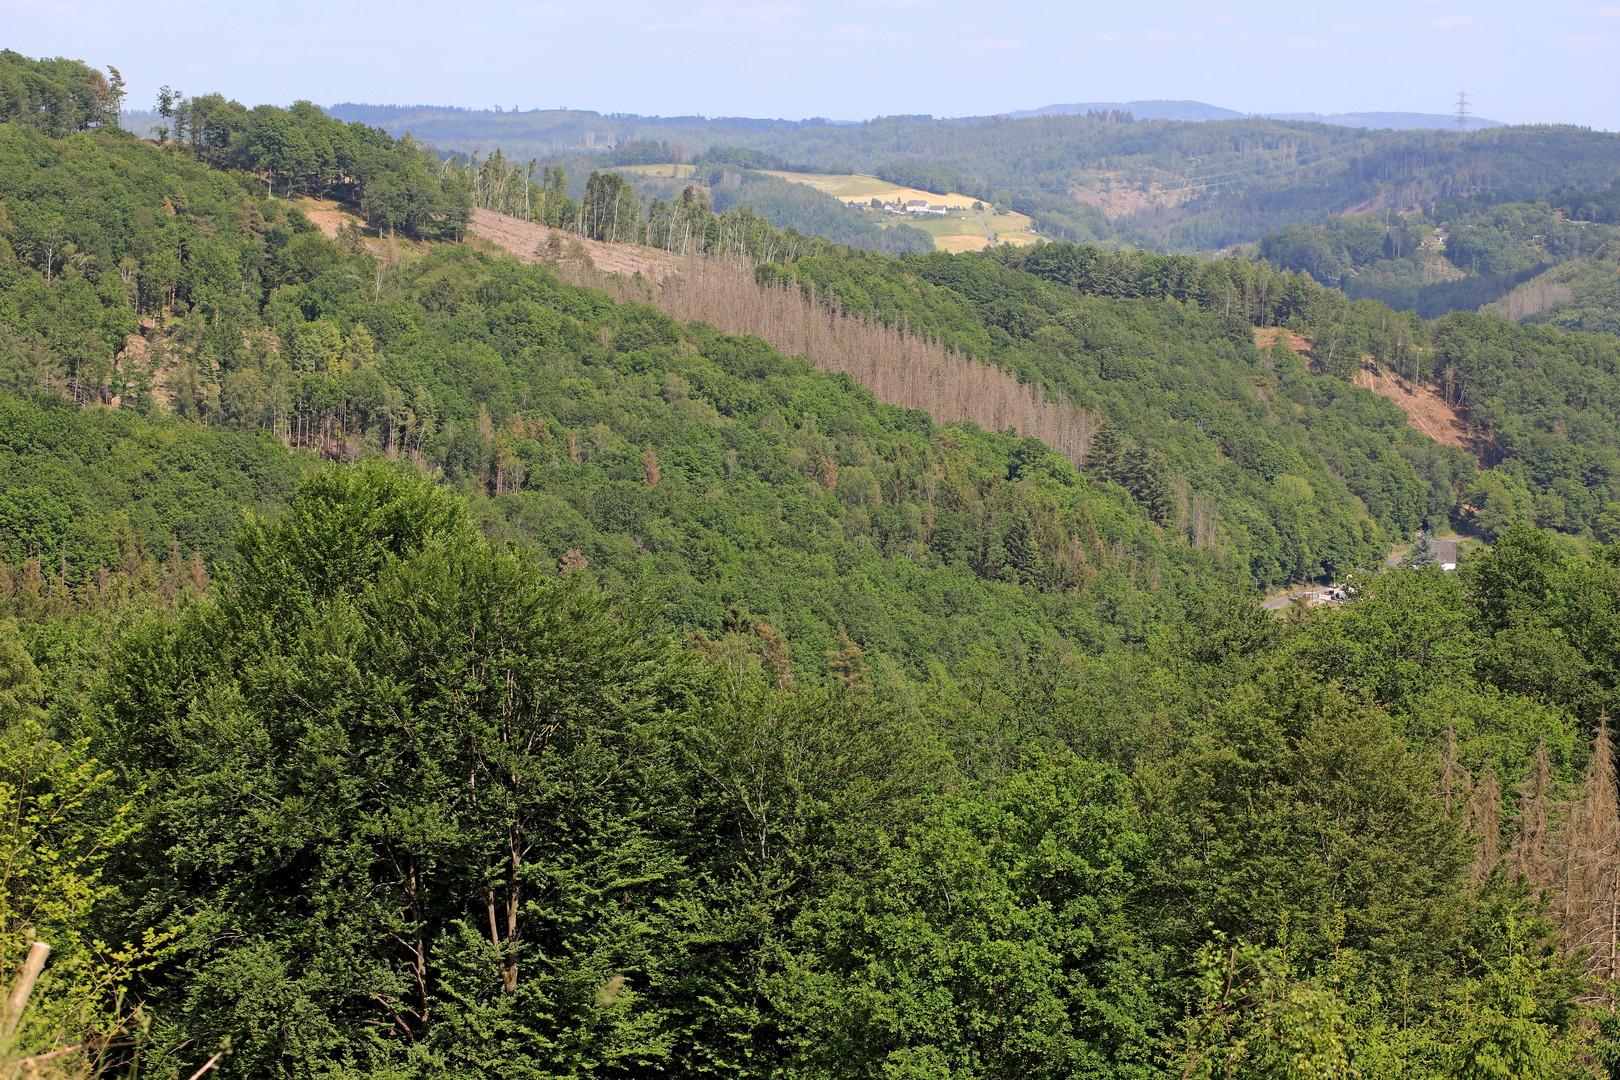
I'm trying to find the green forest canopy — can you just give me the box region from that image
[4,52,1620,1078]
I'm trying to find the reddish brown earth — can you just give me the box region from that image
[1255,327,1312,356]
[467,208,685,281]
[1351,365,1483,465]
[1256,327,1484,466]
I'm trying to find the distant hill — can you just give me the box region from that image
[1265,111,1503,132]
[122,99,1614,258]
[1007,100,1246,122]
[1009,100,1504,131]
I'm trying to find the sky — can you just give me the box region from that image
[8,0,1620,129]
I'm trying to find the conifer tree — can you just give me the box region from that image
[1440,726,1470,816]
[1562,712,1620,984]
[1085,423,1125,483]
[1513,738,1556,883]
[689,607,797,691]
[1469,768,1503,884]
[754,619,795,692]
[827,627,870,694]
[1410,530,1439,568]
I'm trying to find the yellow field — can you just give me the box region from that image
[759,170,980,210]
[758,170,1044,250]
[905,211,1041,252]
[618,164,1045,252]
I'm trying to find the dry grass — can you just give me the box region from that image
[931,234,996,254]
[916,214,1040,251]
[757,171,971,206]
[467,209,685,281]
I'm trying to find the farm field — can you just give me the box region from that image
[756,170,1043,250]
[758,169,976,208]
[615,163,1044,251]
[911,211,1041,252]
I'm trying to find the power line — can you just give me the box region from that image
[1455,88,1470,135]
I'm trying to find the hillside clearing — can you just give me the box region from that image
[1258,327,1485,466]
[1351,364,1485,466]
[467,208,686,280]
[1070,171,1201,219]
[618,163,700,180]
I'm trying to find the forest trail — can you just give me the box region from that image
[468,209,686,281]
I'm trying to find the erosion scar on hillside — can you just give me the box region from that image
[468,209,1099,469]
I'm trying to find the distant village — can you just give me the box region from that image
[891,198,950,214]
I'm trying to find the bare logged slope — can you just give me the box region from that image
[469,208,685,280]
[1257,327,1485,467]
[1351,365,1485,467]
[468,209,1099,468]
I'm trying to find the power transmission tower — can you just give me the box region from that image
[1454,88,1470,134]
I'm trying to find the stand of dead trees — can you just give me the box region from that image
[1453,714,1620,1000]
[552,257,1100,473]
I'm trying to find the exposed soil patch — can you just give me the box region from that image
[467,208,686,281]
[290,197,356,240]
[1351,364,1484,466]
[1070,173,1199,220]
[1255,328,1486,467]
[1255,327,1311,356]
[285,197,402,260]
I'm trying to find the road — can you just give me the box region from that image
[1263,588,1323,611]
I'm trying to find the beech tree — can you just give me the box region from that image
[96,463,699,1073]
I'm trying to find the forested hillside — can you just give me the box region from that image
[1259,185,1620,325]
[309,101,1620,253]
[8,51,1620,1078]
[566,231,1620,561]
[0,48,124,137]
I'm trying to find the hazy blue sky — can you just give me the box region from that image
[9,0,1619,128]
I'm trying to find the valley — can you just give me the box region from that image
[5,45,1620,1080]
